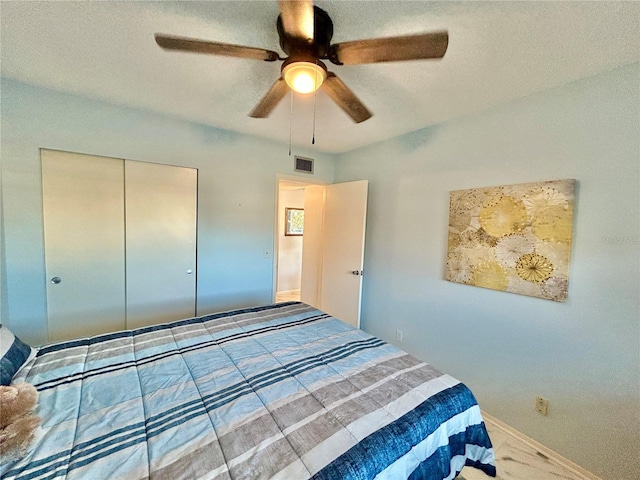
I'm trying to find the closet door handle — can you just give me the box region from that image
[51,276,62,284]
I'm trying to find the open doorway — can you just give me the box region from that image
[275,180,307,302]
[274,177,368,328]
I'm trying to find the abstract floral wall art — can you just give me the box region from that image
[445,179,576,301]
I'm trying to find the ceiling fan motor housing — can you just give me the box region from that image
[277,6,334,60]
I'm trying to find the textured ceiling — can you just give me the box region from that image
[2,1,638,154]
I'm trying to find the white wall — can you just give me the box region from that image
[335,63,640,480]
[277,188,304,293]
[0,79,335,345]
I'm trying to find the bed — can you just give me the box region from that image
[2,302,496,479]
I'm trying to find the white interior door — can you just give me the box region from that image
[42,150,126,342]
[319,180,368,328]
[125,161,197,329]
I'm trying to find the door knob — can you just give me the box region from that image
[51,276,62,284]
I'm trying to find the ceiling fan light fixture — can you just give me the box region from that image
[282,61,327,94]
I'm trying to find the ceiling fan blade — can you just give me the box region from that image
[330,31,448,65]
[155,34,280,62]
[249,77,290,118]
[278,0,314,40]
[321,73,372,123]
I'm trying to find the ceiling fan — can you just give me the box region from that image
[155,0,448,123]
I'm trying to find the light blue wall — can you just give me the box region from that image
[2,64,638,478]
[0,78,335,345]
[335,63,640,479]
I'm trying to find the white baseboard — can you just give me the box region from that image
[481,410,602,480]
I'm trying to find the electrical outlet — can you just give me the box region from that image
[396,330,403,343]
[534,396,549,416]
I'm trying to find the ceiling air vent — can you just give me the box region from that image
[294,156,314,174]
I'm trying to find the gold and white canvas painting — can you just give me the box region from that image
[445,179,576,301]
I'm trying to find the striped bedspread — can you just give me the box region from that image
[3,302,496,480]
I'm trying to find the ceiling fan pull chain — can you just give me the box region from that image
[289,89,293,156]
[312,96,316,145]
[312,60,319,145]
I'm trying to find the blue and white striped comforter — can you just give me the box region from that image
[4,303,496,480]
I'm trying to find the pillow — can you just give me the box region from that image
[0,325,36,386]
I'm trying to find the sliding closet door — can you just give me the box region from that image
[42,150,126,342]
[125,161,197,329]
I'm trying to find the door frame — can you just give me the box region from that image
[272,174,327,303]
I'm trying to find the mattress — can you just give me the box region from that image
[3,302,496,479]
